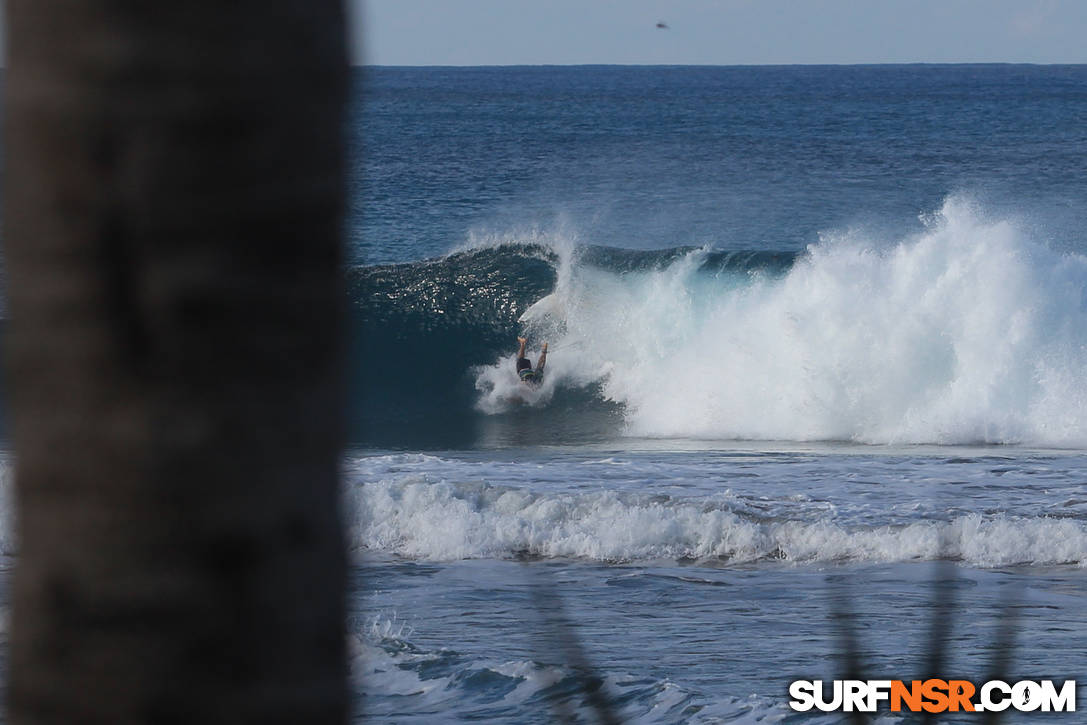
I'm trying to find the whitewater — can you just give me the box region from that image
[475,197,1087,447]
[348,64,1087,723]
[355,197,1087,724]
[348,450,1087,567]
[0,59,1086,725]
[352,444,1087,723]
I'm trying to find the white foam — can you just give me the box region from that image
[476,196,1087,446]
[348,475,1087,567]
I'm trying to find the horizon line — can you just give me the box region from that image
[354,61,1087,68]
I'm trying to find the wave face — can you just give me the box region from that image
[356,198,1087,448]
[351,232,794,447]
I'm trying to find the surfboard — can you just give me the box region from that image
[519,292,563,324]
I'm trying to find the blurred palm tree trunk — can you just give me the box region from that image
[4,3,349,723]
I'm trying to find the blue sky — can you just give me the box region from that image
[355,0,1087,65]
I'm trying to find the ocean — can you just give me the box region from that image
[1,64,1085,723]
[351,65,1087,722]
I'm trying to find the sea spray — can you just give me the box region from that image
[474,197,1087,446]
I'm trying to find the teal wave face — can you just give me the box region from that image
[350,244,798,448]
[351,245,554,448]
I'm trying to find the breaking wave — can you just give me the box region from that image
[356,197,1087,447]
[346,469,1087,568]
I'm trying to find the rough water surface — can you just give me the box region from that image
[350,65,1087,722]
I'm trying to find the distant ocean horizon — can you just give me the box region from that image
[358,62,1087,66]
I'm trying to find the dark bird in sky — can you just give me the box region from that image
[656,21,669,29]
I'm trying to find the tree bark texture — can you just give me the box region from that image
[4,3,349,723]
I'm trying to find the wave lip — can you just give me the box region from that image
[348,476,1087,567]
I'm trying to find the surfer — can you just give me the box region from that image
[516,336,547,385]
